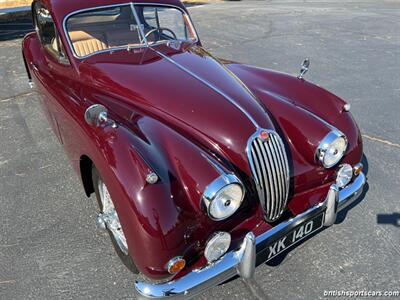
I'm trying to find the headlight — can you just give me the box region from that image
[316,130,348,168]
[204,232,231,263]
[336,164,353,188]
[202,174,245,221]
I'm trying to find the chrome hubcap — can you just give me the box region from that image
[97,180,128,255]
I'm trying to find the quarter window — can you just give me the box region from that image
[34,3,69,64]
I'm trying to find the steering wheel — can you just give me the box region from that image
[144,27,177,41]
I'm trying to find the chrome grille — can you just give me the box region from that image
[247,130,290,222]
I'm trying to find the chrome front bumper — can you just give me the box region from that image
[135,172,366,299]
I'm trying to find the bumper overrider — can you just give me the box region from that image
[135,172,366,299]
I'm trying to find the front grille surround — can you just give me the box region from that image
[246,129,290,222]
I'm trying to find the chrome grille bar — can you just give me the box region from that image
[247,130,290,222]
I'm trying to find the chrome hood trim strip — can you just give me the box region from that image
[151,48,259,128]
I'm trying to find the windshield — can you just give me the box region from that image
[65,4,197,58]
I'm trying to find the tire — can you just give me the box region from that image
[92,166,138,274]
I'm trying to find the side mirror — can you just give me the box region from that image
[84,104,109,127]
[298,58,310,79]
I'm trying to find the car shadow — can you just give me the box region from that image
[377,213,400,227]
[0,21,33,41]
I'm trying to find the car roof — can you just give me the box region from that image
[38,0,187,21]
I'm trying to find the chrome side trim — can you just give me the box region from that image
[135,172,366,299]
[151,48,259,128]
[62,2,199,60]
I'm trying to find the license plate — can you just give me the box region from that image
[264,212,324,261]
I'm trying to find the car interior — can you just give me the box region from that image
[67,6,162,57]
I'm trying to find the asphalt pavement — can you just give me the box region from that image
[0,1,399,299]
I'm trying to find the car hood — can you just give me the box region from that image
[82,44,332,185]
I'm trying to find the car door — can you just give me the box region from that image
[32,3,88,168]
[29,3,64,143]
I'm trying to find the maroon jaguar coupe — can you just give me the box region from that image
[22,0,366,298]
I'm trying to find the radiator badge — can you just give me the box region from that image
[259,130,269,141]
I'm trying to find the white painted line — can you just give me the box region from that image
[362,134,400,149]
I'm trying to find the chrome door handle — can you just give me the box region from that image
[30,62,38,72]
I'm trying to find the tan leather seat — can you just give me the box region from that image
[69,31,108,57]
[106,28,141,48]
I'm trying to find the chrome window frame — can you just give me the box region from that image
[33,1,71,65]
[62,2,199,60]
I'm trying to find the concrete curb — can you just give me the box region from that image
[0,5,31,23]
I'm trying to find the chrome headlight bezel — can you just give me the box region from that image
[202,174,245,221]
[316,130,348,168]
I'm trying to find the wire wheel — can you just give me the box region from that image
[92,166,138,273]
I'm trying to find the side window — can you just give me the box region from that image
[34,3,69,64]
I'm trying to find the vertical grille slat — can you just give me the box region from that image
[267,139,280,219]
[252,141,269,213]
[257,139,275,217]
[274,134,290,211]
[263,141,280,219]
[250,146,266,209]
[247,131,290,222]
[269,135,286,219]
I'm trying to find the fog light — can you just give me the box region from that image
[353,163,363,176]
[204,232,231,263]
[336,164,353,188]
[166,257,186,275]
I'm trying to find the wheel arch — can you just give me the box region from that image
[75,118,234,280]
[21,50,32,81]
[79,154,94,197]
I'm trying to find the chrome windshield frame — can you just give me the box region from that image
[130,3,148,47]
[62,2,199,60]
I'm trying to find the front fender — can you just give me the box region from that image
[227,64,362,154]
[228,63,363,193]
[91,116,251,280]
